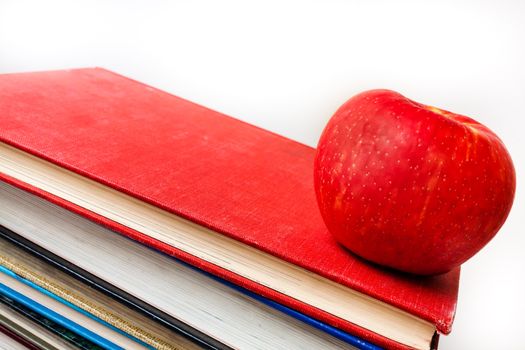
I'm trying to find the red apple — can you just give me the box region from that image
[314,90,516,275]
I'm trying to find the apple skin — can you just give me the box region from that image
[314,90,516,275]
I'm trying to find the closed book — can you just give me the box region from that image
[0,68,459,350]
[0,219,364,350]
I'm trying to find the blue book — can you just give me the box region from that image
[0,291,105,350]
[0,280,124,350]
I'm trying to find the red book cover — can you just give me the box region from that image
[0,68,459,349]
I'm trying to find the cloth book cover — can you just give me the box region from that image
[0,68,460,349]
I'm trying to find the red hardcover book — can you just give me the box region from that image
[0,68,459,350]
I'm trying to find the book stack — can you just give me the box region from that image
[0,68,460,350]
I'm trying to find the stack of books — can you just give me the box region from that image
[0,68,459,350]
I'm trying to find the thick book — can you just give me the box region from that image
[0,225,226,350]
[0,189,371,350]
[0,68,459,350]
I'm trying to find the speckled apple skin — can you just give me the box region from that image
[314,90,516,275]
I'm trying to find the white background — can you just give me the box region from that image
[1,1,524,349]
